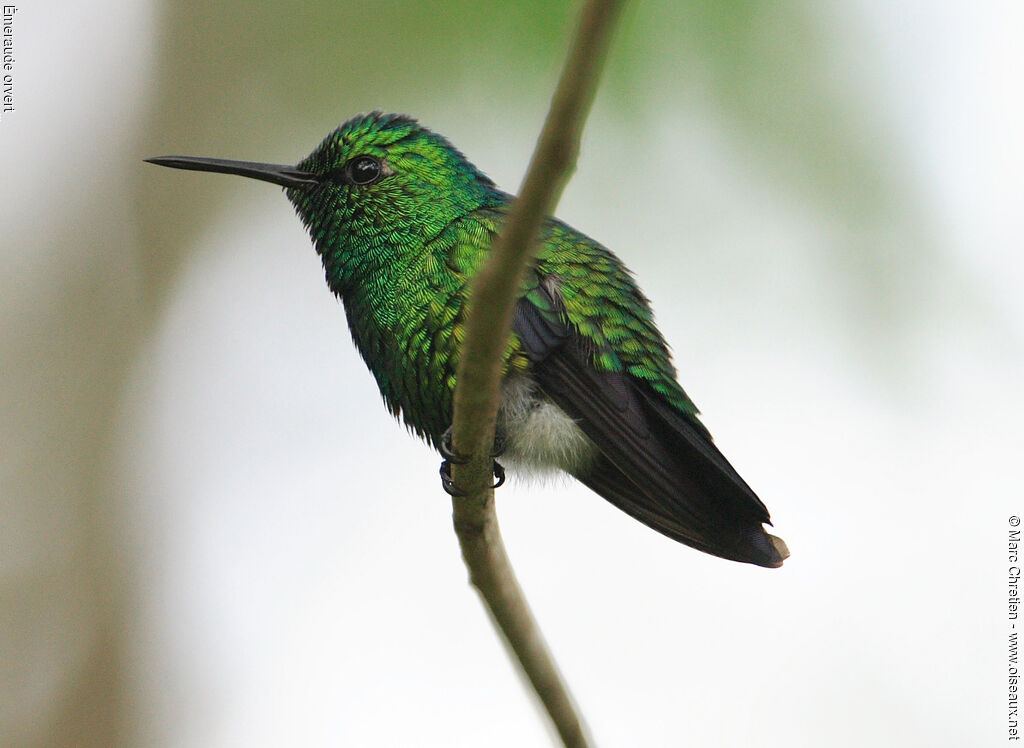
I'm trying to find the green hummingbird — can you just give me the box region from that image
[147,111,788,568]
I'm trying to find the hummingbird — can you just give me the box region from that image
[147,111,789,568]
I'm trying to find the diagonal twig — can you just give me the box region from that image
[447,1,625,745]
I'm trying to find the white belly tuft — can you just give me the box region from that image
[498,376,598,477]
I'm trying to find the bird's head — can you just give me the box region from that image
[147,112,497,252]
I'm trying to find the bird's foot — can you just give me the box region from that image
[440,426,506,461]
[439,426,469,464]
[491,431,506,459]
[439,459,465,496]
[439,457,506,497]
[438,426,507,495]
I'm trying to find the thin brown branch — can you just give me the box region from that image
[447,1,624,746]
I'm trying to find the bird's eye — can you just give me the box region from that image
[347,156,382,186]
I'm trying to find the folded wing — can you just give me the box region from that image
[512,288,788,567]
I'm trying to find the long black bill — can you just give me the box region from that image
[145,156,319,189]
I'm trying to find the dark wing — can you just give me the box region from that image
[512,289,788,568]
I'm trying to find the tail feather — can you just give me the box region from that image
[577,454,788,568]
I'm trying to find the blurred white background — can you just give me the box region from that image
[1,1,1020,745]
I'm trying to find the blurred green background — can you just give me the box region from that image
[2,0,1020,745]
